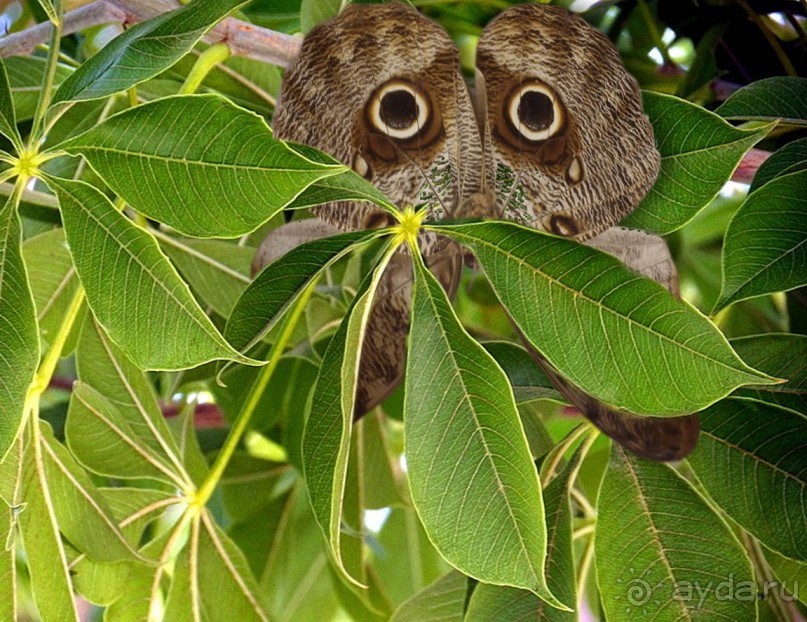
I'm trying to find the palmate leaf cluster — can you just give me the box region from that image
[0,0,805,620]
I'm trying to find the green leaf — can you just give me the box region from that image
[18,431,79,622]
[22,229,79,347]
[52,0,246,104]
[0,197,38,461]
[73,559,153,622]
[58,95,350,238]
[375,506,450,607]
[482,341,562,404]
[622,92,771,234]
[224,229,384,356]
[731,333,806,414]
[38,425,141,563]
[47,175,253,370]
[390,571,469,622]
[596,445,755,621]
[254,483,341,620]
[67,383,181,485]
[159,235,253,318]
[0,439,19,621]
[302,243,395,585]
[465,442,582,621]
[751,137,807,192]
[405,247,563,606]
[0,58,21,148]
[687,398,807,561]
[4,57,72,122]
[66,316,187,486]
[717,77,807,126]
[435,221,774,415]
[763,544,807,605]
[715,170,807,311]
[165,513,271,622]
[300,0,342,33]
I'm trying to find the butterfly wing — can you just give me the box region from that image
[474,4,660,239]
[272,3,476,413]
[475,4,698,460]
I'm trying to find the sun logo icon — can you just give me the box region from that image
[613,567,661,616]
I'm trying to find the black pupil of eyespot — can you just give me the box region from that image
[517,90,553,131]
[379,90,419,130]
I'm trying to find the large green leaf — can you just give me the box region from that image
[0,439,19,621]
[390,571,468,622]
[47,176,252,370]
[18,431,79,622]
[405,248,563,606]
[254,484,342,620]
[596,445,755,621]
[302,243,394,585]
[39,425,141,564]
[731,333,806,414]
[52,0,245,104]
[224,229,385,355]
[159,235,253,318]
[0,197,38,461]
[4,57,72,122]
[750,137,807,192]
[0,58,20,148]
[435,221,773,415]
[717,77,807,126]
[687,398,807,561]
[58,95,350,237]
[622,92,771,234]
[66,316,188,486]
[465,442,582,621]
[715,170,807,311]
[164,513,271,622]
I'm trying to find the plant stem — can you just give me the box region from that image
[30,0,64,145]
[180,42,231,95]
[26,285,85,410]
[540,422,594,487]
[193,282,316,508]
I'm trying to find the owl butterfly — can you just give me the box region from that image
[259,2,699,461]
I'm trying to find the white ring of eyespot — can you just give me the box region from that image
[368,81,429,140]
[508,83,563,141]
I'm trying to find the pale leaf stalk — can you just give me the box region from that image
[25,285,85,414]
[193,281,317,509]
[30,0,64,145]
[148,507,195,622]
[576,528,595,614]
[743,532,791,621]
[180,42,232,95]
[540,422,594,488]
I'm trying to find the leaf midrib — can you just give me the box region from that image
[441,225,762,383]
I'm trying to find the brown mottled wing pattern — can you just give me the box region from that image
[272,3,474,413]
[475,4,660,239]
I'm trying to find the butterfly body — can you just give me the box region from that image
[267,2,699,460]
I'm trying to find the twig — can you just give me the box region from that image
[0,0,302,68]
